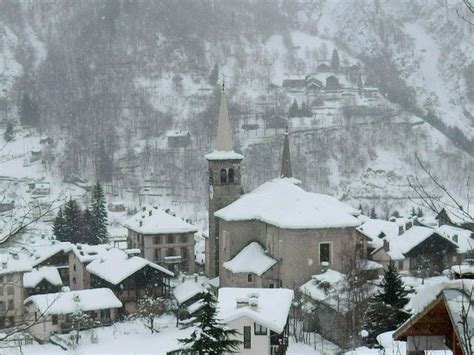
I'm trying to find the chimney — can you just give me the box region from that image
[149,210,152,217]
[139,221,143,227]
[383,239,390,252]
[248,295,259,310]
[398,226,404,235]
[142,206,146,212]
[236,298,249,308]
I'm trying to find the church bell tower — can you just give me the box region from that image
[204,84,243,278]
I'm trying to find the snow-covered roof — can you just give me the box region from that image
[166,130,189,137]
[359,259,383,271]
[72,244,112,264]
[436,225,473,253]
[23,266,62,288]
[440,206,474,225]
[450,264,474,276]
[0,253,32,275]
[24,288,122,315]
[396,280,474,344]
[86,248,174,285]
[204,150,244,161]
[356,219,400,249]
[300,269,348,312]
[223,242,277,276]
[173,280,204,305]
[384,226,454,259]
[125,206,197,235]
[215,178,360,229]
[218,288,294,334]
[31,242,73,267]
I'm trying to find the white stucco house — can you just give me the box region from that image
[217,288,294,355]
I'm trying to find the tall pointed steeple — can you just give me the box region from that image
[215,83,233,152]
[280,126,292,178]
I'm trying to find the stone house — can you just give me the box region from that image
[0,253,32,330]
[86,248,174,314]
[218,288,293,355]
[68,244,113,291]
[125,206,197,274]
[24,288,122,342]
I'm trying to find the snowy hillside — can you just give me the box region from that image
[0,0,472,219]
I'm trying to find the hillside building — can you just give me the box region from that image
[125,206,197,274]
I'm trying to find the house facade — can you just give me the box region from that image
[0,253,32,330]
[24,288,122,342]
[126,206,197,274]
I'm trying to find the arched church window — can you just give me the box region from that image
[220,169,227,184]
[228,168,235,183]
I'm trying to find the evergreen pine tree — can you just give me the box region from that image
[331,49,340,71]
[377,261,410,310]
[410,206,416,217]
[4,122,14,142]
[82,208,99,245]
[179,290,241,353]
[63,199,85,244]
[91,182,108,244]
[363,261,410,346]
[358,203,364,215]
[53,208,67,242]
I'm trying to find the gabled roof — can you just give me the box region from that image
[23,266,62,288]
[173,279,204,305]
[0,253,32,275]
[24,288,122,315]
[31,242,73,267]
[86,248,174,285]
[71,244,113,264]
[125,206,197,235]
[356,219,400,249]
[383,226,456,260]
[394,280,474,348]
[223,242,277,276]
[218,288,294,334]
[436,225,473,253]
[215,178,360,230]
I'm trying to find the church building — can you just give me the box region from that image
[205,86,368,288]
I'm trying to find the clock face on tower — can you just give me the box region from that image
[209,185,214,200]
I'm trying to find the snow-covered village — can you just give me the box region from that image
[0,0,474,354]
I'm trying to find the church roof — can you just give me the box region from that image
[215,178,360,229]
[223,242,277,276]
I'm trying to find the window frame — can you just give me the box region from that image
[319,242,332,264]
[247,274,253,283]
[243,325,251,348]
[254,322,267,336]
